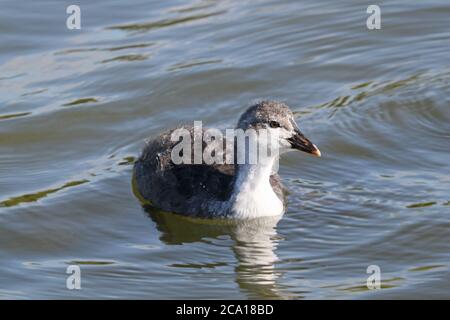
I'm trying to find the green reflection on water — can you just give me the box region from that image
[63,98,98,106]
[0,180,89,208]
[108,11,225,32]
[0,112,31,120]
[409,265,446,272]
[406,201,437,209]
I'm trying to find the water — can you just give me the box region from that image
[0,0,449,299]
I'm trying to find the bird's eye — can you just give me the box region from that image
[269,121,281,128]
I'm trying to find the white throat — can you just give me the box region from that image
[229,155,284,219]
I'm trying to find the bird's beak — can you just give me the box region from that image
[288,129,321,157]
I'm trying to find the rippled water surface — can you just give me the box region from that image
[1,0,449,299]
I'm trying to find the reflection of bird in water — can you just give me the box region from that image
[134,101,320,219]
[145,206,294,299]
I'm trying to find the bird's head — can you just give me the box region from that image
[237,100,321,157]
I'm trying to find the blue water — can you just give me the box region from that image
[0,0,449,299]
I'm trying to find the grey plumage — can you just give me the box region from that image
[133,100,311,218]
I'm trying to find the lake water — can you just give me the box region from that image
[0,0,449,299]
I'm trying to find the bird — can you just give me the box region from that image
[133,100,320,219]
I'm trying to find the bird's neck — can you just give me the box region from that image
[229,155,284,219]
